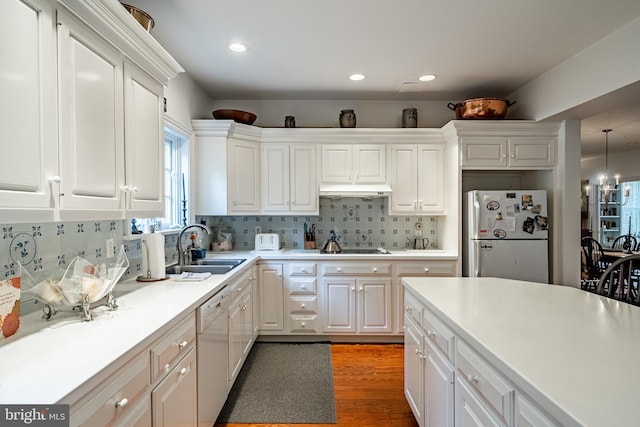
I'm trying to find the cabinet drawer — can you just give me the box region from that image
[288,262,317,276]
[457,340,514,426]
[288,277,317,294]
[290,296,318,313]
[290,316,319,333]
[422,309,455,362]
[397,261,457,276]
[322,262,391,275]
[516,395,558,427]
[151,315,196,382]
[404,291,423,326]
[75,352,150,427]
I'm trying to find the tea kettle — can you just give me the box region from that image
[321,230,342,254]
[408,237,429,250]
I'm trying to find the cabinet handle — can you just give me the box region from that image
[164,363,170,371]
[301,285,307,290]
[351,286,355,292]
[180,367,188,376]
[115,397,129,408]
[301,322,306,327]
[427,330,436,338]
[358,287,363,292]
[511,154,515,159]
[48,176,61,184]
[337,267,342,272]
[415,349,426,360]
[301,268,306,273]
[178,340,188,349]
[233,199,237,206]
[132,186,139,193]
[373,267,378,272]
[502,154,507,159]
[406,307,413,314]
[424,268,430,273]
[301,304,306,308]
[467,374,479,384]
[120,185,129,192]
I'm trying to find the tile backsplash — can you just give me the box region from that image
[197,197,438,251]
[0,220,180,315]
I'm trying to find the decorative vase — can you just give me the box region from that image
[402,108,418,128]
[284,115,296,128]
[339,109,356,128]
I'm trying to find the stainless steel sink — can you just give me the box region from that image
[166,258,246,275]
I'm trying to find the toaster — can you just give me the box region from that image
[254,233,280,251]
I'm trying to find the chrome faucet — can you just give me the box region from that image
[177,224,211,266]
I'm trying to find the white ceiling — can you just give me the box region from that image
[123,0,640,158]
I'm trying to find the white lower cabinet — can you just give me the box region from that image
[322,277,392,334]
[258,263,285,331]
[456,378,502,427]
[425,338,455,427]
[516,395,556,427]
[151,347,197,427]
[404,314,424,426]
[228,270,254,388]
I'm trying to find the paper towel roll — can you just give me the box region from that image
[141,233,165,280]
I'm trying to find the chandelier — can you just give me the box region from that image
[599,129,630,214]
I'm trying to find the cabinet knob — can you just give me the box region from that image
[120,185,129,192]
[406,307,413,314]
[233,199,237,206]
[427,330,436,338]
[301,322,306,327]
[115,397,129,408]
[132,186,139,193]
[164,363,170,371]
[424,268,430,273]
[48,176,61,184]
[511,154,515,159]
[351,286,355,292]
[373,267,378,272]
[301,268,306,272]
[467,374,479,384]
[180,367,188,376]
[502,154,507,159]
[178,340,188,349]
[337,267,342,272]
[358,287,363,292]
[301,304,306,308]
[301,285,306,290]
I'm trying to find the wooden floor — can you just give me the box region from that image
[215,343,419,427]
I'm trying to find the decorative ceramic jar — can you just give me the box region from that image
[402,108,418,128]
[339,109,356,128]
[285,115,296,128]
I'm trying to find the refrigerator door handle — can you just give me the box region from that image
[474,240,481,277]
[472,191,480,238]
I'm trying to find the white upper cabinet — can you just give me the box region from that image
[262,144,317,214]
[460,136,555,169]
[389,144,445,215]
[0,0,58,222]
[0,1,181,223]
[228,139,261,214]
[57,8,126,218]
[319,144,386,184]
[124,61,165,217]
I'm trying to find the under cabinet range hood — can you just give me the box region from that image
[318,184,392,199]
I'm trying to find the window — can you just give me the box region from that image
[621,179,640,239]
[134,123,189,233]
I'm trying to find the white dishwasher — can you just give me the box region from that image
[196,287,229,426]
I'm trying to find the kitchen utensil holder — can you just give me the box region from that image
[304,241,316,250]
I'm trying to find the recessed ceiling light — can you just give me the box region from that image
[418,74,436,82]
[349,74,366,81]
[227,42,248,53]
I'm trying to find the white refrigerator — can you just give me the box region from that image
[465,190,549,283]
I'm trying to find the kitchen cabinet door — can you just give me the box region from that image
[151,348,197,427]
[404,314,424,427]
[460,137,509,168]
[424,339,454,427]
[123,61,164,217]
[0,0,58,222]
[228,138,260,213]
[262,144,290,213]
[319,144,386,184]
[389,144,445,215]
[508,137,555,168]
[322,278,357,333]
[417,145,445,214]
[357,277,392,333]
[455,378,501,427]
[460,136,555,169]
[290,144,318,213]
[57,8,125,218]
[259,263,285,331]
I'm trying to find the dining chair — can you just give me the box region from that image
[581,237,607,292]
[611,235,638,252]
[597,253,640,305]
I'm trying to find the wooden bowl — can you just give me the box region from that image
[212,109,257,125]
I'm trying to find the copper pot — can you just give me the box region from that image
[447,97,515,119]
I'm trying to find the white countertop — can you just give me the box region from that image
[0,249,455,405]
[402,277,640,427]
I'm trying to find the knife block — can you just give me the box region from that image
[304,241,316,250]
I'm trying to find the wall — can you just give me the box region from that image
[197,197,438,251]
[165,73,216,131]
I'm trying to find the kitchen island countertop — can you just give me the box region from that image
[402,277,640,427]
